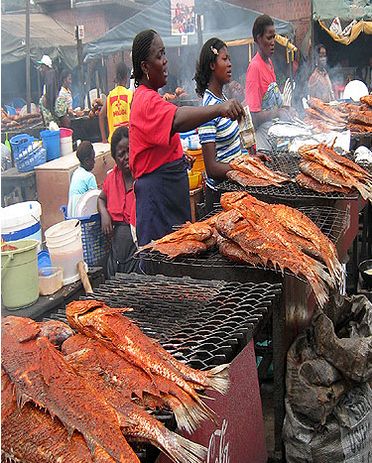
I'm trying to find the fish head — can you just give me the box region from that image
[2,316,40,343]
[38,320,75,348]
[66,300,133,333]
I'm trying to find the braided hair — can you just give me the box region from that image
[194,38,226,97]
[132,29,157,88]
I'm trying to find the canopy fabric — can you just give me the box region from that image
[313,0,372,21]
[319,19,372,45]
[84,0,293,61]
[2,13,77,67]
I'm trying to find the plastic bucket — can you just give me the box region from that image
[40,129,60,161]
[60,127,73,157]
[45,219,84,285]
[1,239,39,309]
[187,148,205,175]
[1,201,42,250]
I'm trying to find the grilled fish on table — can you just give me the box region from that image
[227,155,291,188]
[1,314,219,463]
[298,144,372,201]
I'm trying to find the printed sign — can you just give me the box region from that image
[207,420,230,463]
[170,0,196,35]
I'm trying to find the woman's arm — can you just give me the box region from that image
[98,100,108,143]
[171,99,244,135]
[202,143,232,181]
[97,190,113,236]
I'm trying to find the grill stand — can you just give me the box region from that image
[137,201,359,460]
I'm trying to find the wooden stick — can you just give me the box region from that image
[78,261,93,295]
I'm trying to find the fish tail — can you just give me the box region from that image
[163,432,207,463]
[205,363,230,394]
[307,271,329,308]
[167,395,215,434]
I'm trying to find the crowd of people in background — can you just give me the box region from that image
[53,14,371,277]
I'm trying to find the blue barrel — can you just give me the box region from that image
[40,129,60,161]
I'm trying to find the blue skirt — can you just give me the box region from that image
[135,157,191,246]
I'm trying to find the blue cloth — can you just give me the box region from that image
[134,157,191,246]
[67,166,97,217]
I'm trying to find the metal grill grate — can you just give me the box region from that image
[137,205,349,281]
[217,152,359,201]
[43,274,281,371]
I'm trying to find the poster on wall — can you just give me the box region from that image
[170,0,196,35]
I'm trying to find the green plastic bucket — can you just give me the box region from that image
[1,239,39,309]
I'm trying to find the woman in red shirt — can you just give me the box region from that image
[98,126,138,276]
[245,15,293,150]
[130,29,244,246]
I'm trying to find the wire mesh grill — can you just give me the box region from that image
[43,274,281,370]
[137,205,349,281]
[217,152,359,201]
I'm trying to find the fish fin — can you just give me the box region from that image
[105,307,134,315]
[160,431,207,463]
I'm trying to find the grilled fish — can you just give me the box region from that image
[230,155,291,185]
[296,172,352,194]
[227,169,286,187]
[1,369,116,463]
[63,347,207,463]
[62,334,213,433]
[216,208,331,307]
[66,301,229,400]
[1,316,140,463]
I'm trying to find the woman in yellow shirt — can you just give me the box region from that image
[99,62,133,143]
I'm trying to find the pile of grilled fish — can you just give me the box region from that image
[143,191,342,307]
[227,155,291,187]
[297,143,372,200]
[2,301,230,463]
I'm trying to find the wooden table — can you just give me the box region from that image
[35,143,114,232]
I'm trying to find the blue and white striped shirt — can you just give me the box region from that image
[198,89,244,189]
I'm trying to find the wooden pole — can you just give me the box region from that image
[76,26,84,108]
[25,0,31,113]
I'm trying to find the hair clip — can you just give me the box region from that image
[210,46,218,56]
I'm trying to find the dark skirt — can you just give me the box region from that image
[106,222,139,278]
[134,157,191,246]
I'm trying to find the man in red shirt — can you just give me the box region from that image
[98,126,138,277]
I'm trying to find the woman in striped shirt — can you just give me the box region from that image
[195,38,253,212]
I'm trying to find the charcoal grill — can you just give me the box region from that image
[217,152,359,204]
[44,274,281,370]
[43,274,278,463]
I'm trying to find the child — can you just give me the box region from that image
[98,126,138,277]
[67,141,97,217]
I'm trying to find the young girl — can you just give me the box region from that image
[67,141,97,217]
[98,126,138,277]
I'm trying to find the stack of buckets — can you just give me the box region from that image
[45,219,84,285]
[1,201,85,309]
[1,201,42,309]
[186,132,205,190]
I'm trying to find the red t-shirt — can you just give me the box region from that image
[245,52,277,112]
[102,165,135,226]
[129,85,183,179]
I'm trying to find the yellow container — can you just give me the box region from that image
[188,171,202,190]
[187,148,205,175]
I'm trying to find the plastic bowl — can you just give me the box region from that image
[188,171,201,190]
[358,259,372,287]
[39,266,63,296]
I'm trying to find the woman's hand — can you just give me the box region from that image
[220,99,245,121]
[255,151,272,163]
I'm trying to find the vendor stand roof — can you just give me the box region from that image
[1,13,77,67]
[84,0,293,61]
